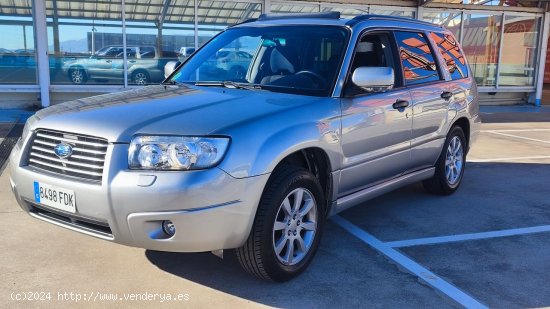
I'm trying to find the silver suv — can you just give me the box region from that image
[9,13,480,281]
[62,46,178,85]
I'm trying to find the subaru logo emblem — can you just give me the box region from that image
[54,143,73,159]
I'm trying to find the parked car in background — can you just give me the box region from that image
[62,46,178,85]
[0,48,16,66]
[178,47,195,62]
[9,12,480,282]
[215,50,253,79]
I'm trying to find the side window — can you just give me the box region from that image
[104,47,122,58]
[115,48,136,59]
[430,32,468,80]
[345,32,399,96]
[140,47,155,58]
[394,31,441,85]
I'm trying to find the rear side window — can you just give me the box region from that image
[430,32,468,80]
[140,46,156,58]
[394,31,441,85]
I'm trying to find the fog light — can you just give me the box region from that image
[162,220,176,237]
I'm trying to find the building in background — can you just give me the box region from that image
[0,0,549,107]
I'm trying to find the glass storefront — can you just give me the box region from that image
[499,15,541,87]
[369,8,414,18]
[46,0,123,85]
[271,2,320,14]
[428,12,502,87]
[198,1,262,48]
[425,10,544,89]
[423,11,462,38]
[124,0,194,85]
[322,5,368,19]
[0,2,36,84]
[0,0,547,104]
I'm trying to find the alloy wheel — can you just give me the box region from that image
[134,72,148,85]
[272,188,318,266]
[445,136,463,185]
[71,69,84,84]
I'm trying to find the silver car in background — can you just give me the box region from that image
[62,46,178,85]
[9,12,480,281]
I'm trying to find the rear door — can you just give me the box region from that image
[393,31,449,171]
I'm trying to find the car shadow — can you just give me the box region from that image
[145,221,447,308]
[480,108,550,123]
[145,162,550,308]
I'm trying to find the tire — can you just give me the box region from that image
[69,67,87,84]
[236,166,325,282]
[423,126,467,195]
[132,70,149,85]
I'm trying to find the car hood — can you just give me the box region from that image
[32,84,323,143]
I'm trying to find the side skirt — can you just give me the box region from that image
[328,167,435,216]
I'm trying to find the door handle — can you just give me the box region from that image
[105,60,112,63]
[392,99,409,110]
[441,91,453,100]
[129,60,136,63]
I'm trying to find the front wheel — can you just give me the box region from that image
[423,126,467,195]
[69,68,87,84]
[236,166,325,281]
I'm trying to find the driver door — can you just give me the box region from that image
[93,47,122,78]
[338,31,413,196]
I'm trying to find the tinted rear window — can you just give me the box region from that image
[394,31,441,85]
[430,32,469,80]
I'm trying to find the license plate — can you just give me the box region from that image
[33,181,76,213]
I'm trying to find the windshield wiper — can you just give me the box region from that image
[194,81,263,90]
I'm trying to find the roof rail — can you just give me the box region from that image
[231,17,258,27]
[346,14,442,28]
[257,11,341,21]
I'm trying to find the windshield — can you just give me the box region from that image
[170,26,349,97]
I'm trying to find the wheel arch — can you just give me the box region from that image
[266,147,334,217]
[451,117,470,152]
[67,65,87,76]
[131,68,150,77]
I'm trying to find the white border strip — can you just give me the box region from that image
[481,129,550,132]
[385,225,550,248]
[468,155,550,162]
[332,216,487,309]
[485,131,550,145]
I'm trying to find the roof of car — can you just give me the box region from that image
[232,12,444,32]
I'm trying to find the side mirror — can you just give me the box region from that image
[164,61,181,78]
[352,67,394,92]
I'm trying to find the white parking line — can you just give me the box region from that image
[385,225,550,248]
[480,129,550,132]
[485,131,550,145]
[332,216,488,309]
[468,155,550,162]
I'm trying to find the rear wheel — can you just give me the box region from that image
[132,70,149,85]
[423,126,466,195]
[236,166,325,282]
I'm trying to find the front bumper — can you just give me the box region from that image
[8,137,269,252]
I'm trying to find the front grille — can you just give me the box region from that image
[28,203,113,239]
[27,129,108,182]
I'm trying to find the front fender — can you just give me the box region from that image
[216,105,342,179]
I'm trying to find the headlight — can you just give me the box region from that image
[128,136,230,170]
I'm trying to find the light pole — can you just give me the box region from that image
[91,25,97,54]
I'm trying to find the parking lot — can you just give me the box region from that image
[1,107,550,308]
